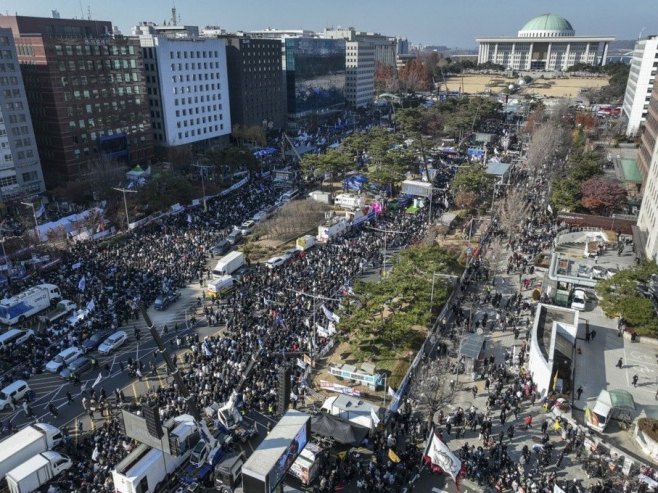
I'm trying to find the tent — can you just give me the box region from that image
[310,413,369,445]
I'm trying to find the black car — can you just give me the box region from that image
[154,291,180,310]
[59,356,93,380]
[211,240,231,256]
[81,329,113,353]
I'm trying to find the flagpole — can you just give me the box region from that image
[383,375,387,407]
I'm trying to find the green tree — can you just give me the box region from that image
[395,107,444,180]
[451,165,495,206]
[139,172,195,211]
[550,178,581,212]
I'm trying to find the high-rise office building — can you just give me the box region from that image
[0,15,154,190]
[345,41,375,108]
[623,36,658,137]
[636,81,658,260]
[0,28,45,199]
[284,38,346,117]
[135,23,231,150]
[224,36,286,131]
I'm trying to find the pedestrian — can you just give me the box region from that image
[590,329,597,341]
[66,391,73,404]
[633,374,639,387]
[136,368,143,381]
[472,385,477,399]
[617,357,623,369]
[576,386,583,400]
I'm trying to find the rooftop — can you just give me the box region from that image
[519,14,574,37]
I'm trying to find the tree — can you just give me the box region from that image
[375,62,398,94]
[451,165,494,206]
[398,58,431,93]
[138,171,195,212]
[395,107,443,180]
[498,188,531,240]
[550,178,581,212]
[454,191,479,210]
[580,177,627,215]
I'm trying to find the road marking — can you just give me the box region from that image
[432,488,448,493]
[132,382,138,399]
[47,384,65,405]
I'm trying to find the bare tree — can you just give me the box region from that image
[257,200,331,241]
[486,237,506,286]
[498,188,530,241]
[526,116,571,175]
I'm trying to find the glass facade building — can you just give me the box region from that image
[284,38,346,116]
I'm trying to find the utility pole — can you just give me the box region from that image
[365,225,403,277]
[112,187,137,231]
[20,201,39,241]
[192,163,213,212]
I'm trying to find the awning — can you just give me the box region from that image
[460,334,486,360]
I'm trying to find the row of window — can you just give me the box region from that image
[58,59,139,72]
[175,114,222,128]
[172,83,221,95]
[2,89,20,99]
[169,50,220,60]
[175,125,223,141]
[0,63,16,72]
[55,44,136,57]
[169,62,221,72]
[174,94,222,106]
[64,87,143,101]
[171,73,219,83]
[174,104,222,117]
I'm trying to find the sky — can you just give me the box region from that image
[1,0,657,48]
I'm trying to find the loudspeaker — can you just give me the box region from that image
[277,367,291,415]
[143,403,163,439]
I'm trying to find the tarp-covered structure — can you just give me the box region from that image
[310,413,369,445]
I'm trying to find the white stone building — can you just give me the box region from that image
[345,41,375,108]
[623,36,658,136]
[477,14,614,71]
[0,28,45,198]
[135,24,231,148]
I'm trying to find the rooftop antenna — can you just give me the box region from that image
[87,5,91,20]
[171,5,177,26]
[639,27,646,40]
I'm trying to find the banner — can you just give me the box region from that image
[424,432,462,482]
[319,380,361,397]
[371,408,380,426]
[92,372,103,388]
[78,275,86,292]
[321,305,340,323]
[388,448,400,463]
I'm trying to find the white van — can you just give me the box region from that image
[0,329,34,348]
[45,347,84,373]
[0,380,30,410]
[280,189,299,203]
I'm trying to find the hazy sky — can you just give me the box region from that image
[1,0,657,48]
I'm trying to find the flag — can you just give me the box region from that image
[371,408,380,426]
[322,305,340,323]
[35,204,45,218]
[187,214,193,224]
[92,372,103,388]
[86,299,95,312]
[78,275,86,292]
[547,204,553,214]
[585,407,599,427]
[424,432,462,482]
[388,386,398,399]
[388,448,401,463]
[552,370,559,391]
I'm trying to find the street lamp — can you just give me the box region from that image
[20,201,39,241]
[192,163,213,212]
[112,187,137,231]
[430,272,458,316]
[365,225,403,276]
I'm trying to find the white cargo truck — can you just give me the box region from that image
[112,420,197,493]
[0,423,63,480]
[6,451,72,493]
[207,276,235,298]
[317,218,349,243]
[37,299,77,324]
[0,284,62,326]
[334,193,364,211]
[212,251,245,277]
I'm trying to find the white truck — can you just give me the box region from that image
[0,284,62,326]
[37,299,77,324]
[212,251,245,277]
[112,420,197,493]
[317,218,349,243]
[0,423,63,480]
[334,193,364,211]
[207,275,235,298]
[6,451,72,493]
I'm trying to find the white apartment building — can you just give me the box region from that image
[0,28,45,198]
[136,25,231,147]
[346,41,375,108]
[623,36,658,136]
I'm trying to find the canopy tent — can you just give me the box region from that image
[126,165,151,182]
[310,413,369,445]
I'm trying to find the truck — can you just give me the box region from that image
[0,284,61,326]
[6,451,72,493]
[317,218,349,243]
[0,423,63,480]
[334,193,364,211]
[295,235,316,252]
[585,389,636,433]
[207,276,235,298]
[37,299,77,324]
[112,419,198,493]
[212,251,245,277]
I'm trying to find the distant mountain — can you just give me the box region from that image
[610,40,637,50]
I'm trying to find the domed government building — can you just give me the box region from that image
[477,14,614,71]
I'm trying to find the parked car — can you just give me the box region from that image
[227,229,243,246]
[98,331,127,355]
[59,356,93,380]
[45,347,84,373]
[211,240,231,256]
[571,289,587,311]
[154,291,180,310]
[252,211,268,223]
[238,220,256,235]
[81,329,114,353]
[591,265,606,279]
[265,256,287,269]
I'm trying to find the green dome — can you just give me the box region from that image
[518,14,575,37]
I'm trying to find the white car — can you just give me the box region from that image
[98,330,128,354]
[265,256,287,269]
[238,220,256,235]
[252,211,268,223]
[45,347,84,373]
[571,290,587,311]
